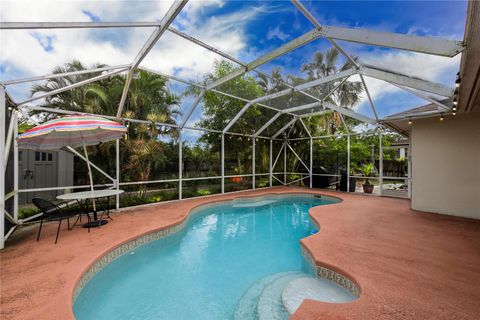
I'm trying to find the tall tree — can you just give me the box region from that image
[190,60,285,175]
[29,60,180,190]
[123,69,180,137]
[256,67,287,95]
[300,48,363,135]
[30,60,114,116]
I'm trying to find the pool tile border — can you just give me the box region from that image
[72,220,188,301]
[301,245,361,298]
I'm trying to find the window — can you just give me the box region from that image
[34,151,53,162]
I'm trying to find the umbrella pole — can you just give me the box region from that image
[83,142,97,214]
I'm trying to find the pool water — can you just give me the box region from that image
[73,194,348,320]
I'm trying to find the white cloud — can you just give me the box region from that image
[0,0,265,101]
[266,26,289,42]
[350,50,460,117]
[142,4,267,80]
[359,50,460,84]
[0,0,166,80]
[181,0,225,25]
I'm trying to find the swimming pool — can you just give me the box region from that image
[73,194,355,320]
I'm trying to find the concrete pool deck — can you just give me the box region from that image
[1,187,479,319]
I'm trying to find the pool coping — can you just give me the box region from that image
[71,191,358,310]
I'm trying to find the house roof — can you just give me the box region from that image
[383,99,451,120]
[381,99,451,137]
[458,0,480,113]
[390,138,409,147]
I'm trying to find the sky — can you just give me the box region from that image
[0,0,469,141]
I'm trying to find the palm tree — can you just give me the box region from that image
[30,60,111,117]
[118,69,180,194]
[256,67,286,94]
[30,61,180,129]
[29,60,181,191]
[123,69,180,138]
[123,137,164,197]
[82,76,125,115]
[300,48,363,134]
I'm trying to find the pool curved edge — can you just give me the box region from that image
[300,243,361,298]
[71,191,359,316]
[300,205,362,302]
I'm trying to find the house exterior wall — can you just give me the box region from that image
[411,113,480,219]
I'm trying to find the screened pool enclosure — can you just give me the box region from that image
[0,0,464,248]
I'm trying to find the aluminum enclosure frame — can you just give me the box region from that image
[0,0,461,248]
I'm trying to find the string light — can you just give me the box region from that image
[452,70,460,113]
[455,72,461,88]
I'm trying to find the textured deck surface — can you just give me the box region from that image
[1,187,479,320]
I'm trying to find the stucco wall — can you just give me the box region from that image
[411,113,480,219]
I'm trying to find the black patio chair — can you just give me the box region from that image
[32,198,88,244]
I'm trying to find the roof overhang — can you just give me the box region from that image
[458,0,480,113]
[380,99,451,136]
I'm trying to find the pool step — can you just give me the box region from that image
[234,272,291,320]
[232,199,277,208]
[256,272,306,320]
[282,277,358,315]
[233,271,308,320]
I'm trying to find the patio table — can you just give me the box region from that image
[57,189,124,228]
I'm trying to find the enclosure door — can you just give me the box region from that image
[18,150,58,204]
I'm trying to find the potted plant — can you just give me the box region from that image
[230,168,243,183]
[360,163,375,194]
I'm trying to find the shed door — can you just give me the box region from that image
[19,150,58,204]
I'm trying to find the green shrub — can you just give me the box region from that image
[196,189,212,196]
[18,206,41,220]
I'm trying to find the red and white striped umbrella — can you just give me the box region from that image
[18,114,126,150]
